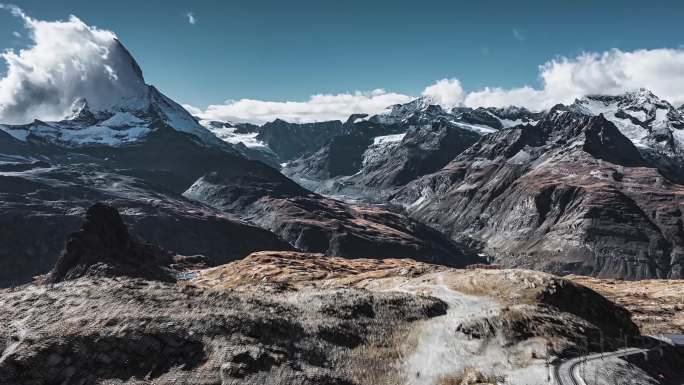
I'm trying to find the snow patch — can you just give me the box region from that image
[200,120,269,149]
[373,133,406,145]
[361,133,406,168]
[450,120,498,134]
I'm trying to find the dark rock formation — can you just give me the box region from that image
[283,133,373,182]
[452,106,503,129]
[282,98,525,199]
[284,118,483,200]
[0,275,448,385]
[46,203,176,283]
[392,111,684,279]
[257,119,344,161]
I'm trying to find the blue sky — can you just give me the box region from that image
[1,0,684,123]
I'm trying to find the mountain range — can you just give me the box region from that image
[1,36,683,286]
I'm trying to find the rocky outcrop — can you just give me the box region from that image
[46,203,176,283]
[0,250,653,385]
[393,111,684,279]
[0,269,448,385]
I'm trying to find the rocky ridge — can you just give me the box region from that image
[183,171,480,266]
[280,98,532,198]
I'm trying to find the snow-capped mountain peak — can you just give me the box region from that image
[569,89,684,148]
[370,96,447,125]
[0,40,221,147]
[579,88,672,115]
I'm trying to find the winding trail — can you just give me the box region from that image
[553,335,684,385]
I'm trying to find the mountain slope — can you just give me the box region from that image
[0,159,293,287]
[183,170,482,266]
[281,98,541,197]
[392,110,684,279]
[285,119,482,201]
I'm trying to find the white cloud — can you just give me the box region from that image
[188,79,469,124]
[188,46,684,123]
[0,4,147,124]
[11,30,20,38]
[3,6,684,124]
[185,89,413,124]
[464,48,684,110]
[421,78,464,107]
[186,12,196,25]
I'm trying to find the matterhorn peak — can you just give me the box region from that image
[0,37,221,147]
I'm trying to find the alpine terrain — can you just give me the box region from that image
[1,9,683,385]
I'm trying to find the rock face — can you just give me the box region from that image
[184,171,481,266]
[283,134,374,187]
[0,249,652,385]
[46,203,175,283]
[393,110,684,279]
[257,119,344,161]
[282,102,497,198]
[278,100,540,201]
[317,119,482,200]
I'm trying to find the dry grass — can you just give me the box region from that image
[190,251,443,290]
[567,275,684,334]
[340,323,422,385]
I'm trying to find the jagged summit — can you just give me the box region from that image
[566,88,684,181]
[369,96,446,125]
[584,88,665,108]
[570,89,684,132]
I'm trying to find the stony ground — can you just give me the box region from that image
[567,275,684,334]
[0,250,657,385]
